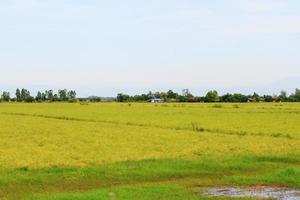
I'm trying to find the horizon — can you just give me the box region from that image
[1,81,300,98]
[1,0,300,96]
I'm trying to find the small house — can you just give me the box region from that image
[149,98,164,103]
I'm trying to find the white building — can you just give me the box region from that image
[150,98,164,103]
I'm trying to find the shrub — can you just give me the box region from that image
[191,122,205,132]
[212,104,223,108]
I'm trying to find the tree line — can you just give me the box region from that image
[116,88,300,103]
[0,88,77,102]
[1,88,300,103]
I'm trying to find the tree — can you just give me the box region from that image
[16,88,21,102]
[117,93,130,102]
[89,96,101,102]
[177,95,188,102]
[263,95,273,102]
[252,92,260,102]
[54,94,59,101]
[294,88,300,102]
[36,91,43,102]
[58,89,68,101]
[220,93,232,102]
[154,92,161,98]
[167,90,178,99]
[20,88,31,102]
[182,89,191,97]
[233,93,248,102]
[67,90,77,102]
[24,95,34,103]
[220,93,248,102]
[147,91,154,99]
[46,90,54,101]
[160,92,168,102]
[1,91,10,102]
[279,91,287,102]
[132,94,148,102]
[205,90,219,102]
[41,92,47,101]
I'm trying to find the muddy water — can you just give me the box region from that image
[200,186,300,200]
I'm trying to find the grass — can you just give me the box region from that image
[25,184,262,200]
[0,103,299,199]
[25,184,202,200]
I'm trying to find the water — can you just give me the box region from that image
[201,186,300,200]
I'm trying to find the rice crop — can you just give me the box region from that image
[0,103,299,199]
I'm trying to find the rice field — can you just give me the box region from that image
[0,103,299,199]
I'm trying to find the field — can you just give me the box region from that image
[0,103,299,199]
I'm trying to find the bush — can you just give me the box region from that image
[68,99,78,103]
[233,104,240,109]
[24,96,35,103]
[191,122,205,132]
[212,104,223,108]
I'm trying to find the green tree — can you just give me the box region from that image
[177,95,188,102]
[1,91,10,102]
[46,90,54,102]
[16,88,21,102]
[67,90,76,100]
[58,89,68,101]
[167,90,178,99]
[279,91,287,102]
[36,91,43,102]
[41,92,47,101]
[205,90,219,102]
[21,88,30,102]
[252,92,260,102]
[160,92,168,101]
[182,89,191,97]
[24,95,34,103]
[53,94,59,101]
[220,93,247,102]
[294,88,300,102]
[117,93,130,102]
[263,95,273,102]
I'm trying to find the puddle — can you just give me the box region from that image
[200,186,300,200]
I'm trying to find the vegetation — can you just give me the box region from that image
[2,88,300,103]
[1,88,77,103]
[0,103,299,199]
[117,88,300,102]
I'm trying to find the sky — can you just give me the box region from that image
[1,0,300,97]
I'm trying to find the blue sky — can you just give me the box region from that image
[1,0,300,96]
